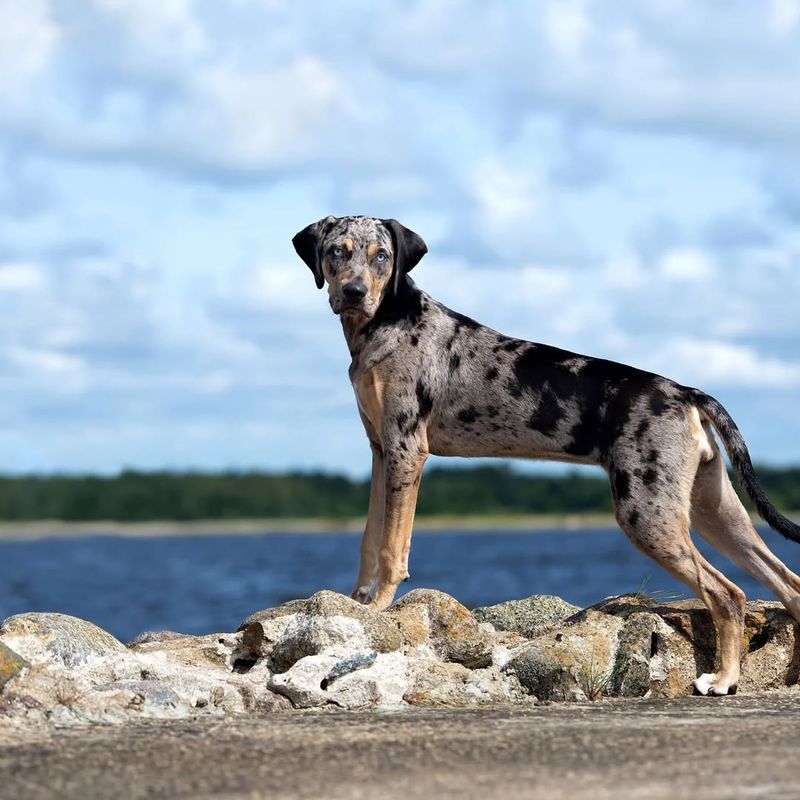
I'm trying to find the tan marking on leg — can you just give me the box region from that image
[369,451,427,611]
[351,438,385,604]
[352,369,385,433]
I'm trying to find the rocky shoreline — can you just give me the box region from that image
[1,589,798,725]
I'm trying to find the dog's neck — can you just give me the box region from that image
[341,315,368,352]
[341,277,423,369]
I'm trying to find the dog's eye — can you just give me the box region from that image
[331,246,344,258]
[375,252,388,263]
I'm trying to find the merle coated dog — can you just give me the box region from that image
[292,215,800,696]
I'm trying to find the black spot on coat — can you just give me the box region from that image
[457,407,480,424]
[415,380,433,420]
[612,468,631,502]
[527,389,563,435]
[642,467,658,487]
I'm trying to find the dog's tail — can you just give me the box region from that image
[692,390,800,544]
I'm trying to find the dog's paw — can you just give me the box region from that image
[693,673,736,696]
[351,585,373,605]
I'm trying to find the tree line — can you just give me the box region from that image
[0,464,797,522]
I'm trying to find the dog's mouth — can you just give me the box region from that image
[334,301,373,319]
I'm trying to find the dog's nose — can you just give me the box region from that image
[342,281,367,300]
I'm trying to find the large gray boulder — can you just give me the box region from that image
[0,613,126,669]
[473,595,580,636]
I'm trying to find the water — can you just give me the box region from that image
[1,527,797,642]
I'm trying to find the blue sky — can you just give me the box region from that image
[1,0,799,476]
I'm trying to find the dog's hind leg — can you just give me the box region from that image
[691,425,800,624]
[351,441,386,604]
[619,503,746,695]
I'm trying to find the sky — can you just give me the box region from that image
[1,0,799,477]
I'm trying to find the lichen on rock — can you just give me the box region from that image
[473,595,580,636]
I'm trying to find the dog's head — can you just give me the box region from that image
[292,216,427,320]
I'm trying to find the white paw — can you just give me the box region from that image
[693,673,734,696]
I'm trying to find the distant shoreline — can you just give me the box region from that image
[0,513,625,540]
[0,510,786,540]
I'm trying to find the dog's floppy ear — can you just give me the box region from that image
[292,216,335,289]
[382,218,427,294]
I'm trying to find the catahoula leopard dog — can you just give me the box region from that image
[292,214,800,696]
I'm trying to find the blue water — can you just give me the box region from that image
[1,528,798,642]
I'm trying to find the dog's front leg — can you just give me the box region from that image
[368,446,427,611]
[351,441,385,604]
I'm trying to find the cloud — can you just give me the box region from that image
[658,248,715,281]
[0,0,59,104]
[653,338,800,389]
[0,262,44,291]
[2,0,798,189]
[0,2,799,474]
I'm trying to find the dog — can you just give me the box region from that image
[292,214,800,696]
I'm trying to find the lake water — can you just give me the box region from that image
[1,527,798,642]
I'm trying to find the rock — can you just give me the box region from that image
[129,633,237,670]
[473,595,580,636]
[388,589,494,667]
[99,679,182,709]
[508,608,625,701]
[0,642,28,690]
[1,589,797,724]
[0,613,127,669]
[238,598,310,630]
[322,651,378,686]
[739,605,800,692]
[126,631,189,647]
[269,591,402,673]
[508,594,800,700]
[404,661,528,707]
[237,598,315,662]
[269,651,408,709]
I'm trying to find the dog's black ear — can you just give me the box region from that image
[292,216,335,289]
[382,219,427,294]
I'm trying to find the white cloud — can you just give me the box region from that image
[0,262,44,291]
[471,158,544,239]
[94,0,205,57]
[0,0,59,104]
[544,0,590,60]
[769,0,800,34]
[659,248,715,281]
[655,338,800,389]
[601,252,648,289]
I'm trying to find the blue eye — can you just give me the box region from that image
[332,246,343,258]
[375,252,387,263]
